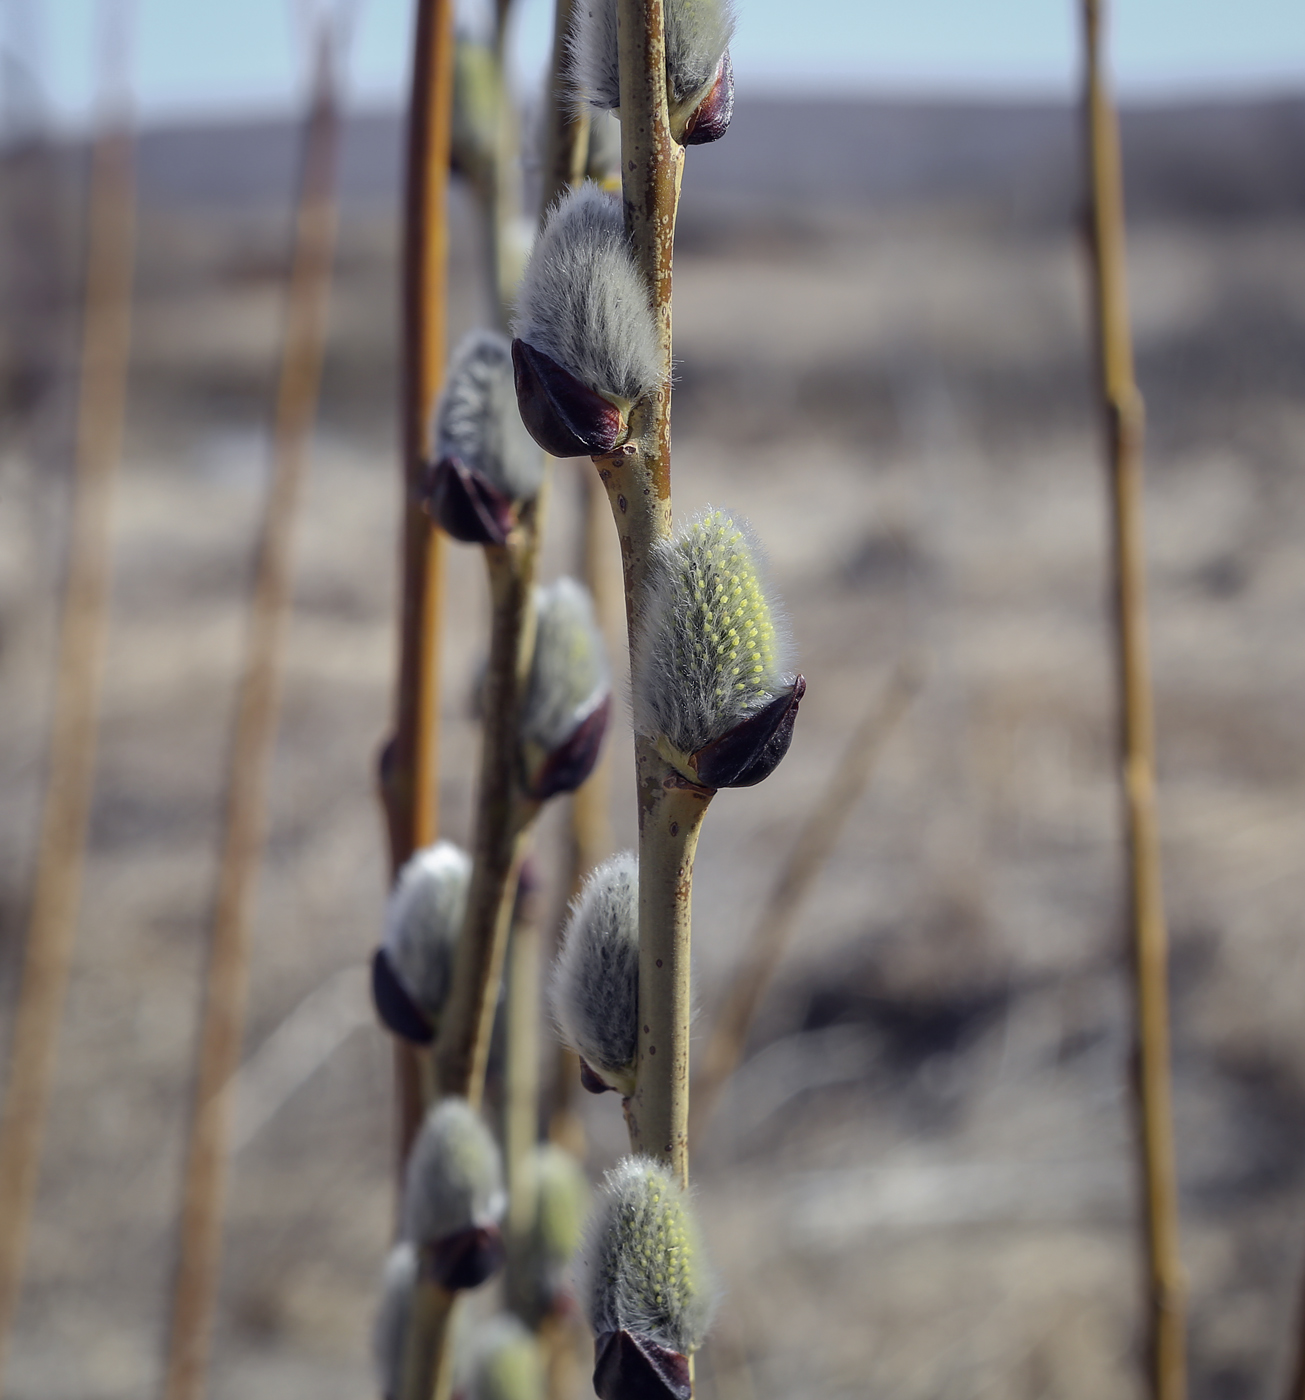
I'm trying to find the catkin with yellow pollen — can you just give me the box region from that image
[633,507,795,779]
[581,1156,716,1357]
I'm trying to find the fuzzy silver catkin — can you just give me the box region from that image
[468,1316,545,1400]
[581,1156,717,1355]
[435,330,544,500]
[570,0,734,112]
[372,1242,417,1400]
[511,182,661,407]
[402,1098,506,1248]
[549,852,639,1094]
[522,577,609,755]
[632,507,794,757]
[382,841,472,1022]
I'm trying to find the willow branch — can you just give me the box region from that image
[161,40,340,1400]
[0,89,134,1386]
[432,492,545,1105]
[382,0,457,1174]
[597,0,696,1187]
[1082,6,1186,1399]
[690,661,920,1139]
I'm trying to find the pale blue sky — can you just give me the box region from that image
[15,0,1305,130]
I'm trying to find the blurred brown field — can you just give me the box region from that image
[1,94,1305,1399]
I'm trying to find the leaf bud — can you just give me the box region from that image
[511,183,661,458]
[521,577,611,800]
[402,1098,507,1291]
[570,0,736,144]
[549,852,639,1096]
[581,1157,717,1400]
[632,508,804,789]
[372,841,472,1045]
[372,1242,417,1400]
[427,330,544,545]
[467,1315,546,1400]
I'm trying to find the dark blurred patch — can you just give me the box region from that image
[796,956,1012,1073]
[1180,1046,1305,1203]
[1191,553,1250,600]
[87,791,215,853]
[1139,294,1305,456]
[1197,1364,1259,1400]
[840,527,934,592]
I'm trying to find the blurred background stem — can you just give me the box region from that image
[1082,4,1186,1399]
[161,25,341,1400]
[0,2,135,1383]
[382,0,456,1174]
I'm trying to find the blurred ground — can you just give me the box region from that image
[2,94,1305,1400]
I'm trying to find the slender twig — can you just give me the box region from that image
[504,869,543,1322]
[406,465,548,1400]
[161,34,341,1400]
[0,55,134,1390]
[540,0,591,207]
[381,0,457,1173]
[689,660,920,1139]
[590,0,700,1188]
[431,496,546,1105]
[1081,6,1186,1399]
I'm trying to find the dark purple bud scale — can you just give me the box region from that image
[691,676,806,789]
[593,1330,692,1400]
[424,456,514,546]
[512,339,625,459]
[371,946,435,1045]
[527,694,612,800]
[424,1224,506,1292]
[682,53,734,146]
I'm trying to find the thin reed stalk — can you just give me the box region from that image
[689,661,920,1139]
[382,0,457,1169]
[0,75,134,1389]
[1082,5,1186,1398]
[161,37,340,1400]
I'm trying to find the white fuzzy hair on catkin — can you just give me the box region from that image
[579,1156,717,1354]
[434,329,544,500]
[382,841,472,1022]
[402,1098,506,1248]
[632,507,793,756]
[372,1242,417,1400]
[511,182,661,406]
[549,852,639,1093]
[523,577,610,754]
[569,0,734,112]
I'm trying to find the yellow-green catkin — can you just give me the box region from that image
[581,1156,716,1354]
[633,508,791,762]
[468,1316,545,1400]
